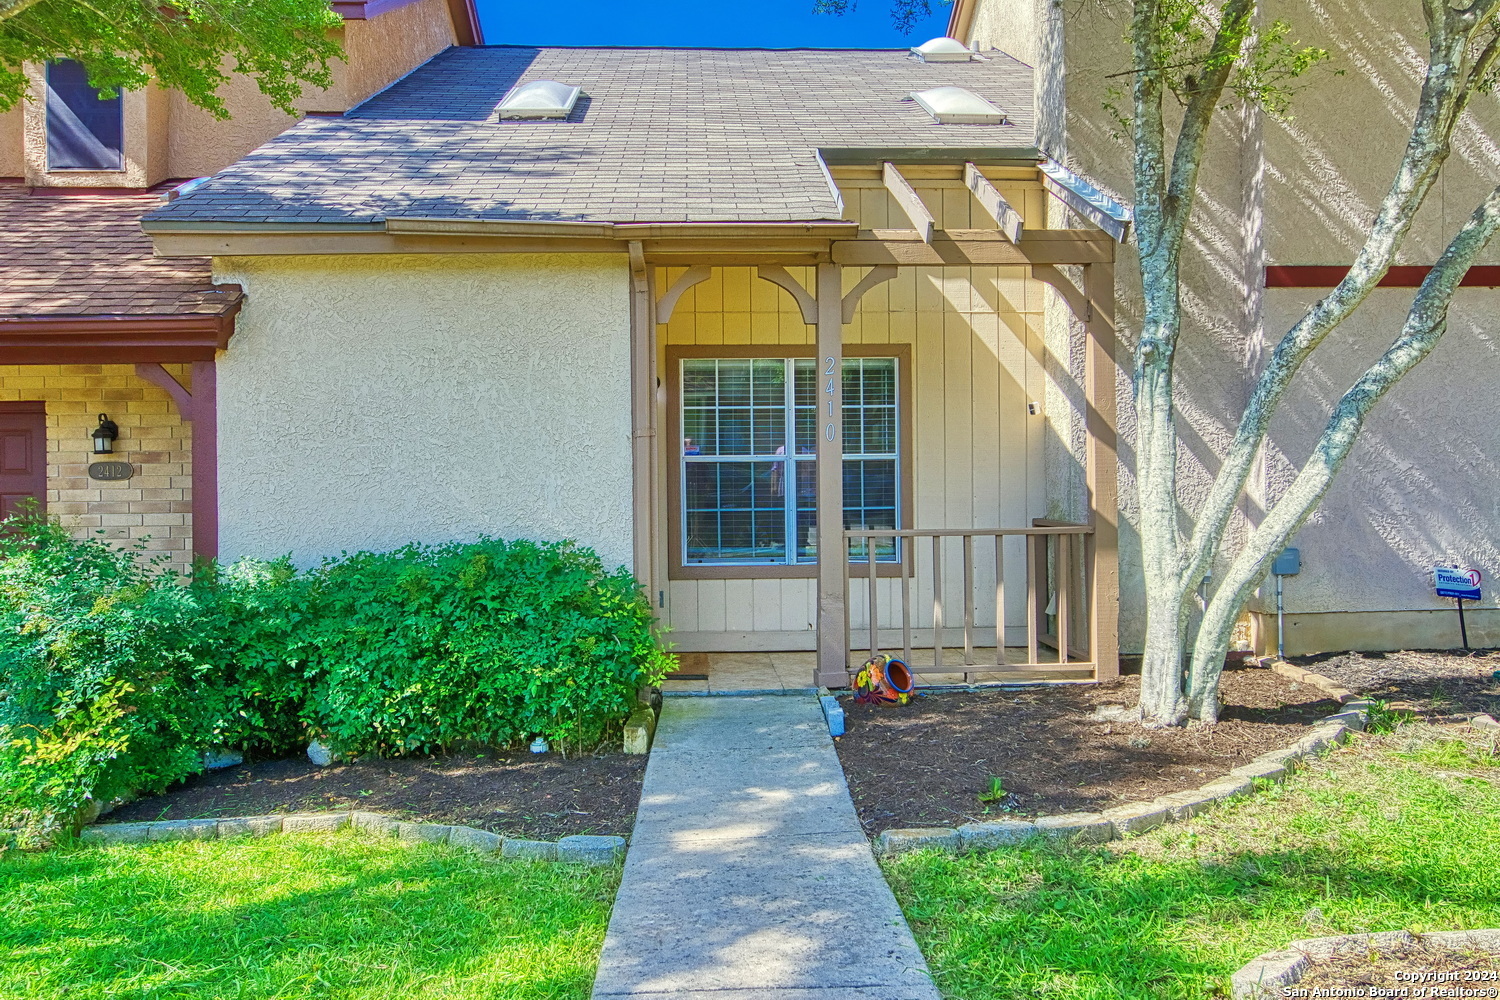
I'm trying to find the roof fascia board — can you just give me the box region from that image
[947,0,977,42]
[148,219,862,256]
[818,146,1041,165]
[142,220,386,234]
[0,305,239,363]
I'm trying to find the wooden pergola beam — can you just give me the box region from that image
[832,230,1114,266]
[882,163,936,244]
[964,162,1024,243]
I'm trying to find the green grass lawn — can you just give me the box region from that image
[882,724,1500,1000]
[0,831,619,1000]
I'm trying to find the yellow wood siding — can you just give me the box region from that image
[657,174,1056,649]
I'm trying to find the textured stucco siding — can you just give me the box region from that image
[966,0,1500,654]
[212,253,635,571]
[1260,287,1500,617]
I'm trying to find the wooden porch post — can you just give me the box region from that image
[135,361,217,562]
[1082,262,1120,679]
[627,242,658,603]
[815,262,847,688]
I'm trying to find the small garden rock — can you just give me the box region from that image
[875,827,960,856]
[1473,713,1500,731]
[148,819,218,841]
[352,811,398,837]
[396,822,451,844]
[1035,812,1113,843]
[1230,759,1289,782]
[1198,776,1253,802]
[283,812,350,834]
[217,815,282,838]
[957,820,1036,849]
[502,838,559,861]
[448,826,503,853]
[1155,789,1216,821]
[306,740,337,766]
[81,822,153,844]
[1100,801,1169,836]
[557,835,626,865]
[624,706,657,755]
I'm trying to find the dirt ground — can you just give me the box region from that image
[1291,648,1500,721]
[102,748,647,840]
[1293,940,1496,993]
[835,665,1342,834]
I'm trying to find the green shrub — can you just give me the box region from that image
[0,515,211,843]
[0,514,672,846]
[302,538,672,756]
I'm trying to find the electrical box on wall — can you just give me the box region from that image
[1272,548,1301,576]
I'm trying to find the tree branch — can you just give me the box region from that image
[0,0,46,23]
[1185,182,1500,719]
[1177,6,1500,599]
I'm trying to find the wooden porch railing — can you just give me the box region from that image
[841,521,1097,682]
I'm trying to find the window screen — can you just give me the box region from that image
[46,61,123,171]
[681,357,900,566]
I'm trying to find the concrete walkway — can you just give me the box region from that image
[592,695,941,1000]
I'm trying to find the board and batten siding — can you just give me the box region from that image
[659,173,1057,650]
[212,253,636,570]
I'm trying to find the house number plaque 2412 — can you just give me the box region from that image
[88,461,133,481]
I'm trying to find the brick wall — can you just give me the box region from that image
[0,364,194,570]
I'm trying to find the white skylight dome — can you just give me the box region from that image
[496,80,583,120]
[911,37,974,62]
[909,86,1006,124]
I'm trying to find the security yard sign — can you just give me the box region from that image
[1434,566,1482,601]
[1434,565,1482,649]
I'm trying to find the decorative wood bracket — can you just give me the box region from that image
[134,362,204,420]
[755,265,817,325]
[840,265,898,323]
[1030,264,1092,323]
[655,265,712,324]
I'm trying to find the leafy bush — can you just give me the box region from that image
[0,515,211,843]
[303,538,671,757]
[0,513,671,846]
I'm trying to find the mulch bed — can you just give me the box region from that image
[101,748,647,840]
[1294,940,1497,993]
[834,665,1342,834]
[1291,648,1500,722]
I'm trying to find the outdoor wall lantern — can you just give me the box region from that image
[90,413,119,454]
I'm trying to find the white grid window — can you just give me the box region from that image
[681,357,900,566]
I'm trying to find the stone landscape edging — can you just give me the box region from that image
[873,663,1374,857]
[1229,928,1500,998]
[79,810,627,865]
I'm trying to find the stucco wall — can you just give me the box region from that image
[0,105,22,177]
[212,253,636,571]
[966,0,1500,653]
[338,0,457,108]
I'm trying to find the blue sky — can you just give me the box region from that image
[472,0,953,49]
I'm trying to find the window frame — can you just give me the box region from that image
[666,343,913,580]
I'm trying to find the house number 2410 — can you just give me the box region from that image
[824,356,838,441]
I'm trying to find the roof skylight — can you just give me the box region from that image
[496,80,582,120]
[909,87,1006,125]
[911,37,974,62]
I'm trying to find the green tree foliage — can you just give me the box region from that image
[0,0,343,117]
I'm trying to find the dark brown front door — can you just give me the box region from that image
[0,402,47,519]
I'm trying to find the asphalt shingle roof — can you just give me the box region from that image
[0,185,239,318]
[148,45,1038,226]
